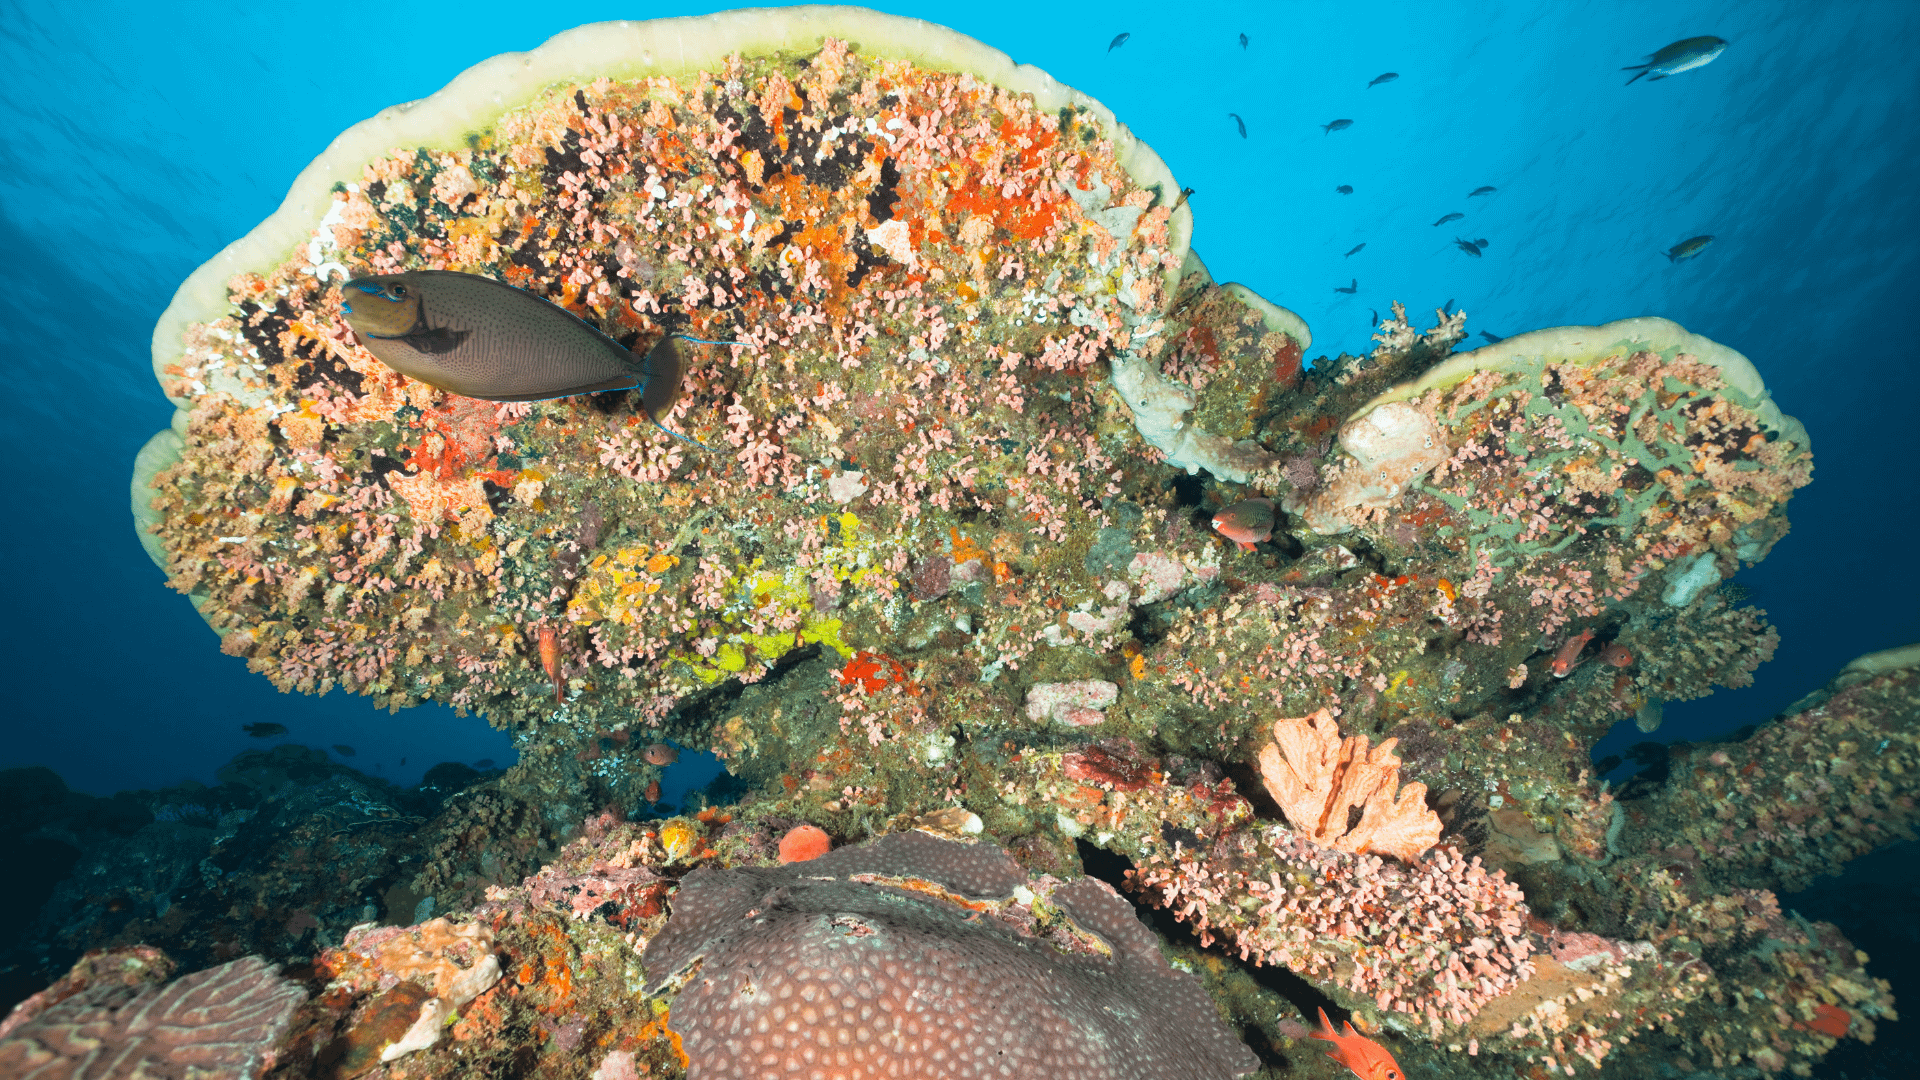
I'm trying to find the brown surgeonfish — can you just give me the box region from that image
[340,270,711,447]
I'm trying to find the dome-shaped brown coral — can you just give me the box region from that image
[644,832,1257,1079]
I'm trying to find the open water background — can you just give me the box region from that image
[1,4,1915,1071]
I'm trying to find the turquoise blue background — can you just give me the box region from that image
[2,1,1914,810]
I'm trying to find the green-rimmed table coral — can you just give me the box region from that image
[119,7,1914,1079]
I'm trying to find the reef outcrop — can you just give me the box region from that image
[100,7,1910,1079]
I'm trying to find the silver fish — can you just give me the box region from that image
[1468,186,1497,198]
[1454,237,1482,257]
[1229,112,1247,138]
[1334,278,1358,294]
[1666,235,1715,262]
[1345,243,1366,258]
[1322,118,1353,135]
[1623,36,1728,85]
[1109,32,1130,52]
[1433,212,1464,226]
[1368,72,1398,88]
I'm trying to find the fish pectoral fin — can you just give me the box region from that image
[403,324,474,355]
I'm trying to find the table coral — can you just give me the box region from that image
[137,15,1223,745]
[1616,656,1920,892]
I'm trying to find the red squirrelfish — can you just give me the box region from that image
[1212,497,1275,551]
[1552,628,1596,678]
[537,626,563,703]
[1310,1008,1405,1080]
[1600,641,1633,667]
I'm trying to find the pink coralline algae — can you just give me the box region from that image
[1024,678,1120,726]
[1127,826,1533,1039]
[0,952,305,1080]
[643,832,1257,1079]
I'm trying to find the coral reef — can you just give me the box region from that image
[95,6,1918,1079]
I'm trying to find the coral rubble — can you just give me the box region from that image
[91,6,1920,1079]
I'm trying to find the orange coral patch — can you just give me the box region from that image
[950,528,989,566]
[839,651,914,694]
[1801,1003,1851,1038]
[778,824,832,864]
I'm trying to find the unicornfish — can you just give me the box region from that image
[339,270,711,448]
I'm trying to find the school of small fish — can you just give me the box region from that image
[1179,34,1734,321]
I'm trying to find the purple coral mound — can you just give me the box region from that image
[0,954,304,1080]
[644,832,1257,1080]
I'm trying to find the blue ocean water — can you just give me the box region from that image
[1,0,1914,1044]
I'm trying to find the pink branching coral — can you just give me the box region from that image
[1257,707,1442,862]
[1127,826,1532,1039]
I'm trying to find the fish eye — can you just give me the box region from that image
[388,284,409,299]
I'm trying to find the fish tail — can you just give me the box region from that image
[1624,69,1648,85]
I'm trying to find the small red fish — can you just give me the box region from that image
[1211,497,1275,551]
[1551,628,1596,678]
[1599,641,1633,667]
[643,742,679,766]
[1310,1008,1405,1080]
[644,779,661,803]
[537,625,563,703]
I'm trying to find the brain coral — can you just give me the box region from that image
[642,831,1258,1079]
[0,953,305,1080]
